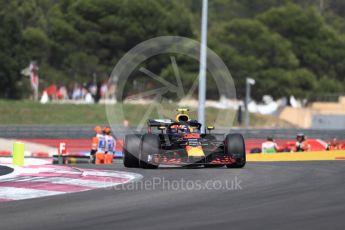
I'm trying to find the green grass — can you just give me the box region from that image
[0,100,109,124]
[0,100,294,128]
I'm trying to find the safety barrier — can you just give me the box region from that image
[0,138,122,160]
[247,150,345,162]
[1,125,345,139]
[1,138,343,158]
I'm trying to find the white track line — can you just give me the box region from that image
[0,187,65,200]
[1,176,126,188]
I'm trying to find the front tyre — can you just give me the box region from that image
[224,134,246,168]
[140,134,160,169]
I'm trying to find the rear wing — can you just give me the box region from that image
[147,119,203,133]
[147,119,173,128]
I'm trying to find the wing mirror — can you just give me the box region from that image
[206,126,215,133]
[158,126,166,133]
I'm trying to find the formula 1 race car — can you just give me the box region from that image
[123,109,246,169]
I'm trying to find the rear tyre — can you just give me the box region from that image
[224,134,246,168]
[140,134,159,169]
[123,134,142,168]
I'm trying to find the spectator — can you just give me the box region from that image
[100,81,108,99]
[296,133,310,152]
[329,138,340,150]
[81,84,88,99]
[72,83,82,100]
[88,82,97,98]
[40,79,117,103]
[57,85,68,100]
[107,83,116,100]
[123,119,129,128]
[94,81,102,103]
[261,136,279,153]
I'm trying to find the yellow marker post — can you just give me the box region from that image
[13,142,25,167]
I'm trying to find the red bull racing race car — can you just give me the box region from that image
[123,109,246,169]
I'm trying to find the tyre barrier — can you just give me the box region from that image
[52,155,91,164]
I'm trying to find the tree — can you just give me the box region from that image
[258,4,345,81]
[1,0,345,100]
[0,13,28,98]
[252,68,316,100]
[210,18,299,98]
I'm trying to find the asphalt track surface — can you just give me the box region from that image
[0,161,344,230]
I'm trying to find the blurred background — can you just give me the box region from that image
[0,0,345,131]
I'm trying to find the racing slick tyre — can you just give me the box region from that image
[224,134,246,168]
[123,134,142,168]
[140,134,159,169]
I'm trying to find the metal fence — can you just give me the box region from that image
[230,129,345,140]
[0,125,344,140]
